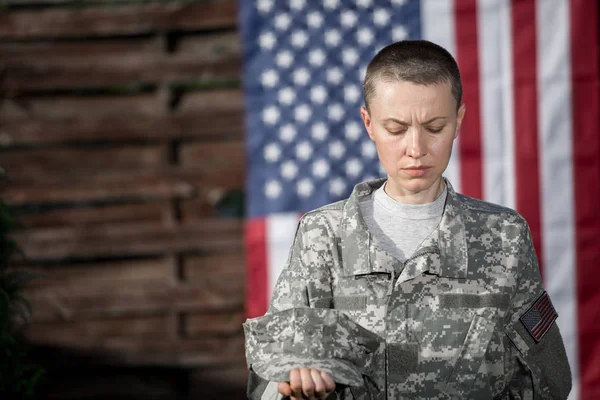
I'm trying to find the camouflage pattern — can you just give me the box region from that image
[243,307,381,387]
[246,178,572,399]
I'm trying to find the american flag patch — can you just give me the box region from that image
[520,291,558,342]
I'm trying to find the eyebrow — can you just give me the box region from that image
[382,116,449,125]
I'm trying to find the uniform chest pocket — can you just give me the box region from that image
[435,293,509,397]
[332,274,391,334]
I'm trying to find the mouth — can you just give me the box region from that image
[402,166,431,177]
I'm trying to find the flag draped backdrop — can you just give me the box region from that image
[239,0,600,398]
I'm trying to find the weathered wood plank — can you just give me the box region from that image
[3,166,243,205]
[1,144,169,179]
[179,140,244,168]
[0,32,241,90]
[0,1,238,39]
[27,334,245,367]
[24,315,170,342]
[25,280,244,322]
[12,219,243,260]
[0,92,165,120]
[184,310,244,336]
[15,202,172,228]
[19,257,172,289]
[0,90,244,147]
[183,253,244,281]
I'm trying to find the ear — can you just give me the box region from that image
[360,106,375,141]
[454,103,466,139]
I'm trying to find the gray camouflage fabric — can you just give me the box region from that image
[245,178,572,399]
[244,308,381,387]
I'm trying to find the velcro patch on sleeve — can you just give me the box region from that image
[519,291,558,342]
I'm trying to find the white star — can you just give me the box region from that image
[356,0,373,7]
[323,0,339,9]
[293,68,310,86]
[257,0,274,14]
[392,26,409,41]
[344,85,361,103]
[264,143,281,162]
[312,159,330,178]
[307,11,323,28]
[342,48,359,66]
[297,178,314,198]
[309,49,326,67]
[279,87,296,105]
[261,70,279,87]
[361,141,377,158]
[265,180,281,198]
[290,0,306,11]
[296,141,313,160]
[327,67,343,84]
[310,85,328,104]
[346,158,363,177]
[259,32,277,50]
[329,140,346,159]
[263,106,280,125]
[291,30,309,48]
[311,122,328,141]
[392,0,407,5]
[374,8,391,26]
[328,104,344,121]
[280,124,297,142]
[281,160,298,180]
[275,13,291,30]
[357,27,374,46]
[330,177,346,196]
[295,104,312,122]
[340,10,358,28]
[325,29,341,47]
[276,51,294,68]
[345,121,362,141]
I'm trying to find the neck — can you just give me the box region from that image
[384,178,445,205]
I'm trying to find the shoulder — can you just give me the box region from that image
[297,199,347,230]
[458,193,528,226]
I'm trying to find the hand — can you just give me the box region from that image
[278,368,336,399]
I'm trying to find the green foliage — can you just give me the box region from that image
[0,171,45,398]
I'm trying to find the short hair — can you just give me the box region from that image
[362,40,462,111]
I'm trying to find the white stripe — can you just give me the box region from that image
[421,0,461,192]
[536,1,579,398]
[477,0,516,208]
[267,213,300,301]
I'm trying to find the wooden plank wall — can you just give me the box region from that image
[0,1,247,398]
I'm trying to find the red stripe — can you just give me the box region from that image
[571,0,600,397]
[454,0,483,199]
[532,312,557,340]
[245,218,269,318]
[510,0,544,277]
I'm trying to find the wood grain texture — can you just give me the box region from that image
[1,144,170,179]
[3,166,243,205]
[0,1,238,39]
[0,32,241,90]
[13,219,243,259]
[15,202,172,228]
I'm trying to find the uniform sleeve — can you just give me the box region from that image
[246,214,339,399]
[504,222,572,399]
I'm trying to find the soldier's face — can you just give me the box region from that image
[360,79,465,203]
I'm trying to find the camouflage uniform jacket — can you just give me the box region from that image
[247,179,571,399]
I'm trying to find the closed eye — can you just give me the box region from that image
[426,126,444,133]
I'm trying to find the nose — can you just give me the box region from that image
[407,127,427,159]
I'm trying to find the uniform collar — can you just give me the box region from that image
[340,178,468,279]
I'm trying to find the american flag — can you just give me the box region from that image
[238,1,599,398]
